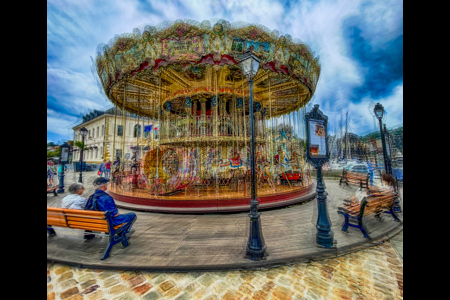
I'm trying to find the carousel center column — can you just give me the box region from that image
[199,97,207,136]
[211,96,218,137]
[185,97,192,139]
[164,101,171,141]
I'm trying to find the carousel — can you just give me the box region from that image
[93,19,321,212]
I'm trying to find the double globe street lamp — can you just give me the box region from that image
[78,127,88,183]
[239,50,267,261]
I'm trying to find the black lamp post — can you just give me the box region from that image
[373,103,391,175]
[240,50,267,260]
[79,127,88,183]
[57,142,70,193]
[305,105,334,248]
[383,124,393,174]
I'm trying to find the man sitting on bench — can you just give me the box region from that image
[84,177,137,240]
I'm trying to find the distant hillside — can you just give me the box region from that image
[360,126,403,141]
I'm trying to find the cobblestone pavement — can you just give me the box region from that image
[47,241,402,300]
[48,170,403,299]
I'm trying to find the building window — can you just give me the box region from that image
[117,125,123,136]
[102,125,104,136]
[89,130,91,138]
[95,148,98,158]
[116,149,122,160]
[133,124,141,137]
[93,128,95,138]
[97,127,99,137]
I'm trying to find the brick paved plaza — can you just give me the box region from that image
[47,169,403,299]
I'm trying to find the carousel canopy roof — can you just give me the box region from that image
[93,19,321,118]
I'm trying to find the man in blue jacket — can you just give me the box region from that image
[84,177,137,240]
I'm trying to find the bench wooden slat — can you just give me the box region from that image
[68,225,109,232]
[47,208,106,217]
[67,221,109,230]
[47,219,69,227]
[66,216,109,225]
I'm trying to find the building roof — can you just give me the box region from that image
[72,107,139,130]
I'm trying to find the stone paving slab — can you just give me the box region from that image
[47,241,403,300]
[48,172,403,272]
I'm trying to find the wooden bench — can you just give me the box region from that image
[47,207,134,260]
[339,170,369,189]
[337,189,400,238]
[47,184,58,196]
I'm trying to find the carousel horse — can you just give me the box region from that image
[275,149,292,187]
[262,161,276,191]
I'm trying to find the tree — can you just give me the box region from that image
[74,141,88,150]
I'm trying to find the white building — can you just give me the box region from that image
[72,108,155,163]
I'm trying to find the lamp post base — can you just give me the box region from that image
[246,245,267,260]
[245,210,267,261]
[393,197,402,213]
[316,230,334,248]
[57,172,65,193]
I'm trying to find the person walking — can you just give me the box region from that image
[83,178,137,240]
[105,160,111,180]
[47,160,56,186]
[99,160,106,177]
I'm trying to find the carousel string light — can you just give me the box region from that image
[94,19,319,205]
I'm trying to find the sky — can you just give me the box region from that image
[47,0,403,143]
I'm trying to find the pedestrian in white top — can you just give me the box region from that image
[61,183,87,210]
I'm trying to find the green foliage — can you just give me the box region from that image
[47,147,61,158]
[74,141,88,150]
[47,142,56,147]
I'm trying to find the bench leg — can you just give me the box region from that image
[357,217,370,238]
[53,190,58,196]
[121,237,129,248]
[341,213,350,232]
[386,207,401,222]
[47,226,56,236]
[101,241,114,260]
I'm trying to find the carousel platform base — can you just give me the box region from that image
[47,180,404,272]
[108,183,316,213]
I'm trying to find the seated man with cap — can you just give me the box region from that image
[83,177,137,240]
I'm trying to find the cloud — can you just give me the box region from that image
[47,108,79,141]
[47,0,402,143]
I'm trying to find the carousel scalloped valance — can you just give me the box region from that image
[92,19,321,118]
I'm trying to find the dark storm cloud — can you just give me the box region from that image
[342,15,403,102]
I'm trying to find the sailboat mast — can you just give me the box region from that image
[344,112,348,160]
[340,115,343,160]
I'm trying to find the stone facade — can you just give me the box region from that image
[72,109,154,163]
